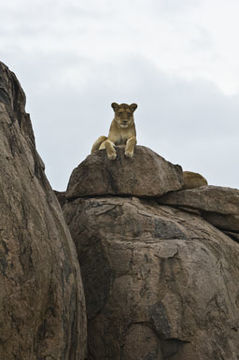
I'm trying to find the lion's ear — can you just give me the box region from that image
[111,102,119,111]
[130,103,137,112]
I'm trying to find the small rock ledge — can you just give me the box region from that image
[66,146,184,199]
[158,185,239,237]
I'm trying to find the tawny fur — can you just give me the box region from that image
[91,102,137,160]
[183,171,208,189]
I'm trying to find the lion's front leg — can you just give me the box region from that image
[101,139,117,160]
[125,136,136,158]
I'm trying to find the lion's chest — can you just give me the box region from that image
[114,132,129,145]
[108,120,136,145]
[109,127,134,145]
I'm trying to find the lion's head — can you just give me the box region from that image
[111,102,137,129]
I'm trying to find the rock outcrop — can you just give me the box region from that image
[66,146,183,199]
[0,62,87,359]
[63,149,239,360]
[159,185,239,233]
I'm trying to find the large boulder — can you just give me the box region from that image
[66,146,183,199]
[0,61,87,359]
[63,195,239,360]
[158,185,239,232]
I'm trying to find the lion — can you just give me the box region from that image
[183,171,208,189]
[91,102,138,160]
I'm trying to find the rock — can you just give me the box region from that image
[202,212,239,232]
[0,61,87,359]
[54,190,67,207]
[66,146,183,199]
[63,195,239,360]
[158,185,239,232]
[159,185,239,214]
[183,171,208,189]
[223,231,239,243]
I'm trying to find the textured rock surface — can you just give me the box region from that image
[63,196,239,360]
[158,185,239,232]
[224,231,239,243]
[66,146,183,199]
[0,62,87,359]
[54,190,67,207]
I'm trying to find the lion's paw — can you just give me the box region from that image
[107,150,117,160]
[125,150,134,158]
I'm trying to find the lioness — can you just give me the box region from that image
[91,102,138,160]
[183,171,208,189]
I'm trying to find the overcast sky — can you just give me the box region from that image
[1,0,239,190]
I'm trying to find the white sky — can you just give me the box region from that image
[1,0,239,190]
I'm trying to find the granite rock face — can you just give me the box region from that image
[159,185,239,232]
[0,62,87,359]
[66,146,183,199]
[63,196,239,360]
